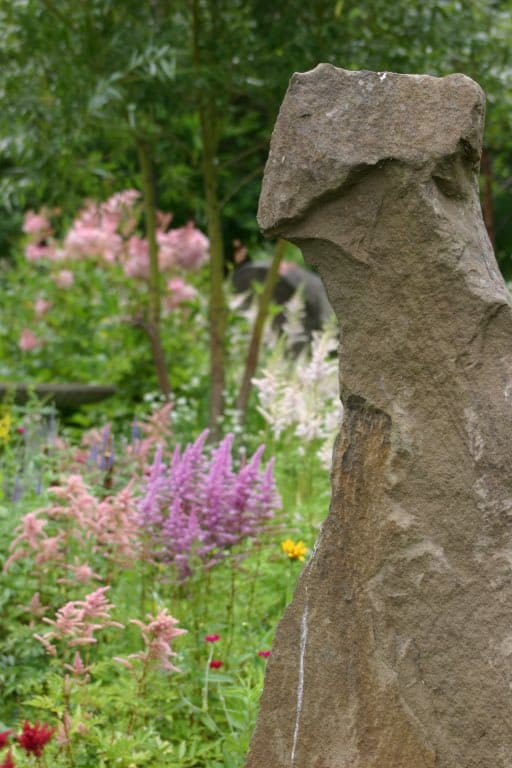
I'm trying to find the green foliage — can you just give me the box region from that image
[1,0,510,262]
[0,395,330,766]
[0,250,210,407]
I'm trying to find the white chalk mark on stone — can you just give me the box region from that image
[291,593,309,765]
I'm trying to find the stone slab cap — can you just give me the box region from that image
[258,64,485,234]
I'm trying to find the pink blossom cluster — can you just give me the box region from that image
[115,608,187,672]
[23,209,58,262]
[63,189,139,263]
[18,328,41,351]
[4,474,139,575]
[34,586,123,657]
[22,191,208,291]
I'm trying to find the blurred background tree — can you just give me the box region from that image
[1,0,511,415]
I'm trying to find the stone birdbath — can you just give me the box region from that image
[0,383,116,411]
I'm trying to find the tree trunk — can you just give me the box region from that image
[235,239,286,420]
[136,138,171,399]
[192,0,228,437]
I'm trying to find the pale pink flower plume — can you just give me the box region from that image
[34,533,64,565]
[23,210,51,235]
[123,235,149,279]
[77,586,121,623]
[27,592,49,619]
[68,561,102,584]
[55,711,72,747]
[164,276,197,312]
[159,221,209,271]
[34,297,51,317]
[23,209,59,261]
[10,511,47,551]
[93,484,140,561]
[53,269,74,288]
[19,328,41,351]
[62,191,140,263]
[3,548,27,572]
[117,608,186,672]
[46,474,138,563]
[127,403,173,468]
[26,243,58,261]
[36,585,123,655]
[63,651,91,679]
[50,473,90,498]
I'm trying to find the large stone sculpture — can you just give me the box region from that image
[246,65,512,767]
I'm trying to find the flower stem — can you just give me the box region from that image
[202,646,214,712]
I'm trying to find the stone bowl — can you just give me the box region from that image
[0,383,117,411]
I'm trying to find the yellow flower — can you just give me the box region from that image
[0,412,11,444]
[281,538,308,561]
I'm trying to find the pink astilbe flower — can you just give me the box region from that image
[4,511,64,573]
[18,329,41,351]
[35,586,123,656]
[63,651,91,679]
[11,511,47,550]
[124,236,149,278]
[160,221,209,270]
[143,403,174,438]
[63,194,130,263]
[58,559,102,585]
[23,210,51,236]
[87,483,140,562]
[116,608,186,672]
[26,243,57,261]
[26,593,49,619]
[34,297,52,317]
[78,586,121,623]
[163,277,197,312]
[34,533,65,566]
[30,474,139,565]
[53,269,74,288]
[23,209,58,262]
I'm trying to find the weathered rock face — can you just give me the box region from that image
[246,65,512,768]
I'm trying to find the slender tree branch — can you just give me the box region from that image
[220,166,263,209]
[235,239,286,420]
[136,137,171,398]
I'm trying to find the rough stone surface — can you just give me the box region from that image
[246,65,512,768]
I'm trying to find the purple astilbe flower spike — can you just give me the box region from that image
[137,444,167,533]
[136,431,280,576]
